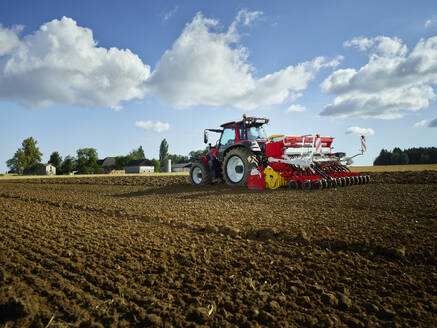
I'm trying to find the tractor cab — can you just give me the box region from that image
[204,115,269,158]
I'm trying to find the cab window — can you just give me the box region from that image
[220,126,236,149]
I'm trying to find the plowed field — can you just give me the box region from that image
[0,172,436,327]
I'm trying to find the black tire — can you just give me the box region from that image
[222,147,258,186]
[289,180,299,190]
[313,179,322,190]
[189,161,212,185]
[302,180,312,190]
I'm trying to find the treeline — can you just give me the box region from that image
[6,137,207,175]
[374,147,437,165]
[168,148,209,164]
[5,137,151,174]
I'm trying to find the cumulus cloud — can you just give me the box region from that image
[286,104,306,112]
[429,118,437,127]
[144,11,342,110]
[0,24,22,55]
[0,12,341,111]
[413,120,427,128]
[0,17,150,109]
[135,120,170,132]
[321,35,437,119]
[345,126,375,136]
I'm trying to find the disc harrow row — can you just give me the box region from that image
[271,161,370,190]
[286,173,371,190]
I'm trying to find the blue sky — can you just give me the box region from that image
[1,0,437,172]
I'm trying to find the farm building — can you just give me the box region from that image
[37,164,56,176]
[97,157,116,173]
[125,159,154,174]
[171,163,191,172]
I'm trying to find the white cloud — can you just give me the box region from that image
[321,35,437,119]
[0,17,150,109]
[429,118,437,127]
[344,37,374,51]
[425,17,437,28]
[144,12,341,110]
[344,36,407,57]
[163,6,178,22]
[345,126,375,136]
[286,104,306,112]
[0,12,341,112]
[0,24,22,55]
[135,120,170,132]
[235,9,263,26]
[413,120,427,128]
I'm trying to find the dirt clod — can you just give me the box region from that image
[187,307,210,324]
[338,293,352,309]
[321,293,338,306]
[144,313,162,326]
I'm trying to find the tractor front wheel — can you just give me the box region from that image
[223,148,258,186]
[189,161,212,185]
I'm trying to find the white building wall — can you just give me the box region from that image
[125,166,154,174]
[139,166,154,173]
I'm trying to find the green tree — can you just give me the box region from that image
[159,139,169,166]
[115,155,134,170]
[129,145,145,160]
[189,147,209,161]
[420,153,431,164]
[76,148,99,173]
[61,155,76,174]
[6,150,26,174]
[399,152,409,165]
[373,149,391,165]
[22,137,42,168]
[168,154,190,164]
[152,159,161,173]
[6,137,42,174]
[49,151,62,174]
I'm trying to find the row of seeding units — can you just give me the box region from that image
[249,134,371,190]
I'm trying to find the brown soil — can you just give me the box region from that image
[0,172,436,327]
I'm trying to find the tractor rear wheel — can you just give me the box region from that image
[223,147,258,186]
[189,161,212,185]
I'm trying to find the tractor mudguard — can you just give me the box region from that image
[200,155,209,166]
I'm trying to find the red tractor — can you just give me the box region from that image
[189,115,369,189]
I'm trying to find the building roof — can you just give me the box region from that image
[126,159,154,167]
[97,157,116,168]
[102,157,116,167]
